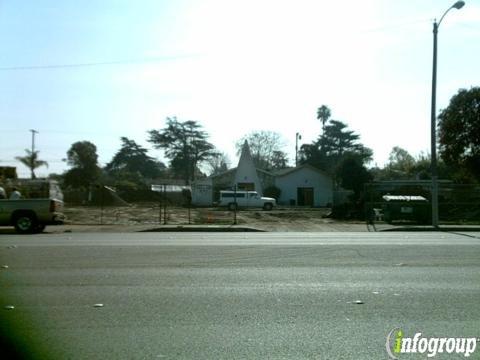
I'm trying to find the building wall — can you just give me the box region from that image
[191,178,213,206]
[257,171,275,190]
[212,171,236,202]
[234,163,263,195]
[275,167,333,206]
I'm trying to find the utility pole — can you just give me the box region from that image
[30,129,38,154]
[29,129,39,179]
[295,132,302,167]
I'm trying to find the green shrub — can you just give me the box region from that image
[264,185,281,200]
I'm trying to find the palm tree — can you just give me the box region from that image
[316,105,331,135]
[16,149,48,179]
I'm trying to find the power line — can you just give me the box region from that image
[0,160,65,164]
[0,20,433,72]
[0,54,200,72]
[0,129,132,136]
[359,18,431,34]
[0,159,109,165]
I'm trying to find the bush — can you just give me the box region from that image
[114,181,161,202]
[264,185,281,200]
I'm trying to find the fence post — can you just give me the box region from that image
[100,185,104,225]
[163,184,167,225]
[158,199,162,224]
[233,184,237,225]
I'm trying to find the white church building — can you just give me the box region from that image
[192,141,333,207]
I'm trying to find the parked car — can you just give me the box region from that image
[0,198,65,233]
[219,190,276,211]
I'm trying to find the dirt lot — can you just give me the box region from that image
[60,203,369,232]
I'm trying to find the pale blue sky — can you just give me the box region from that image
[1,0,479,178]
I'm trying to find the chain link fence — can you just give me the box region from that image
[365,181,480,230]
[63,203,241,226]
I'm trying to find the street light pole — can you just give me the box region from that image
[430,0,465,229]
[431,19,439,229]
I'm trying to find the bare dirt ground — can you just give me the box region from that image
[3,204,475,234]
[58,203,369,232]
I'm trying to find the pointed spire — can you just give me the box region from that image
[240,140,252,161]
[235,140,263,194]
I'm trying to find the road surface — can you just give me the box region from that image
[1,232,479,359]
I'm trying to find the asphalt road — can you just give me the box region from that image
[1,232,479,359]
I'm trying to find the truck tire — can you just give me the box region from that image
[263,203,273,211]
[13,213,37,234]
[228,202,238,211]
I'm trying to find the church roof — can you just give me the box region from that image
[273,164,330,178]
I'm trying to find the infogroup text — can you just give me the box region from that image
[386,328,478,358]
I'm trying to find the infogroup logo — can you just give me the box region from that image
[386,328,478,359]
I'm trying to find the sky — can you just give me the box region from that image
[0,0,479,178]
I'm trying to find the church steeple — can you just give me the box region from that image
[234,140,263,194]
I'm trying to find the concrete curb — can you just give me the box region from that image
[139,225,265,232]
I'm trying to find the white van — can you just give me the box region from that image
[219,190,276,211]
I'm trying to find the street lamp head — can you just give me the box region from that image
[437,1,465,27]
[452,1,465,10]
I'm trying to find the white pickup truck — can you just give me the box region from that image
[0,199,65,233]
[219,190,276,211]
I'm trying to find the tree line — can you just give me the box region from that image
[15,86,480,202]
